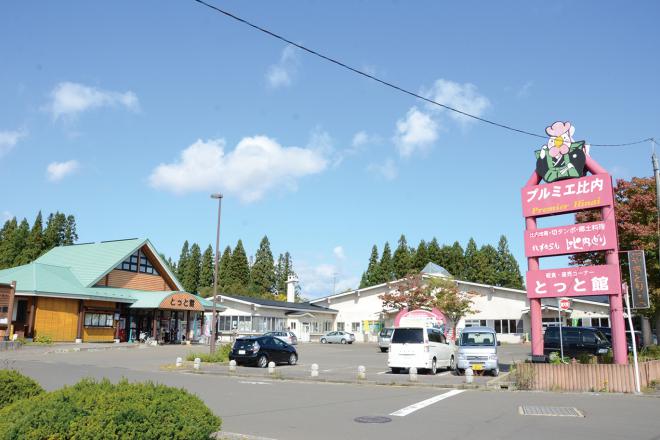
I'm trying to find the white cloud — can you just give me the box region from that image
[149,135,328,203]
[46,82,139,120]
[367,158,398,180]
[333,246,345,260]
[46,160,80,182]
[393,106,439,157]
[297,262,359,297]
[0,130,26,157]
[266,45,299,89]
[422,78,490,124]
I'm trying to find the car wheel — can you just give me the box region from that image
[257,355,268,368]
[449,356,455,371]
[430,358,437,375]
[320,338,327,344]
[492,367,499,377]
[341,339,347,344]
[288,353,298,365]
[456,368,465,376]
[380,347,388,353]
[391,367,401,374]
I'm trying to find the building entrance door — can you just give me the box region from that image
[300,322,311,342]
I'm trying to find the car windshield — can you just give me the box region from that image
[460,332,496,346]
[234,338,257,350]
[391,328,424,344]
[380,329,393,337]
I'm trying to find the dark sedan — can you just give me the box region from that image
[229,336,298,368]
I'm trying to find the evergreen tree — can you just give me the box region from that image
[229,240,250,290]
[379,242,394,282]
[496,235,524,288]
[43,212,66,249]
[63,215,78,245]
[218,246,232,291]
[474,244,499,285]
[275,252,294,296]
[360,245,381,288]
[392,234,412,278]
[182,243,201,293]
[251,236,276,296]
[463,238,479,282]
[199,245,214,288]
[176,241,190,282]
[412,240,429,272]
[427,238,442,265]
[12,219,30,265]
[0,218,18,269]
[18,212,44,264]
[446,241,466,279]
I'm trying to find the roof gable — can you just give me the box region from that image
[34,238,183,290]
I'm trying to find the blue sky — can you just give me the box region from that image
[1,1,658,297]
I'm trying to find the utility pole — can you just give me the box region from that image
[210,193,223,354]
[650,142,660,346]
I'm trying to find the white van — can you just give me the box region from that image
[455,326,499,376]
[387,327,456,375]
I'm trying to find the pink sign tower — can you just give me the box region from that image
[522,121,627,364]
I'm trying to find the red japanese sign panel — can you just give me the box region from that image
[524,219,617,258]
[521,174,613,218]
[526,265,621,299]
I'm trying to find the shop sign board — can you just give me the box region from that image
[628,250,650,309]
[526,264,621,299]
[521,174,613,218]
[524,219,617,258]
[159,293,204,311]
[0,283,15,327]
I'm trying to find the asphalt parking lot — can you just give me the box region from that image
[3,343,659,440]
[200,341,531,386]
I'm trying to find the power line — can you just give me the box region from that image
[192,0,655,148]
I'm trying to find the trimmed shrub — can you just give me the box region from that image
[186,343,232,363]
[0,379,221,440]
[0,370,44,409]
[32,335,53,345]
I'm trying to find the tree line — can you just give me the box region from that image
[170,235,297,300]
[0,212,78,269]
[360,234,524,289]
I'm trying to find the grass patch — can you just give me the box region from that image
[186,344,232,363]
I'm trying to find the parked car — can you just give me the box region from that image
[264,331,298,345]
[543,326,611,359]
[229,336,298,368]
[593,327,640,352]
[320,331,355,344]
[378,327,394,352]
[387,326,455,375]
[455,326,500,376]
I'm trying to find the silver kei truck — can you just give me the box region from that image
[455,326,500,376]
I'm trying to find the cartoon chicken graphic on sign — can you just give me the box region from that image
[535,121,588,183]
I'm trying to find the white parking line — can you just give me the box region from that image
[376,370,389,375]
[239,381,271,385]
[389,390,466,417]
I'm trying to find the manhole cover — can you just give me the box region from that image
[518,406,584,417]
[354,416,392,424]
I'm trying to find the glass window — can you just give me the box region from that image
[494,320,501,333]
[337,322,345,331]
[84,314,92,326]
[392,328,424,344]
[439,332,447,344]
[460,331,496,346]
[323,321,333,332]
[84,312,114,328]
[351,322,360,332]
[290,322,296,330]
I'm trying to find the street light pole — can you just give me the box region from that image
[210,193,223,354]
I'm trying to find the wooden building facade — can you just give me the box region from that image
[0,238,216,343]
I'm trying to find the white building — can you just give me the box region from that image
[211,275,337,342]
[308,263,611,343]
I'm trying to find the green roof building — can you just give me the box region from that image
[0,238,219,343]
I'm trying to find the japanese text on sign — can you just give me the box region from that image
[526,265,621,299]
[524,220,616,258]
[628,250,650,309]
[521,174,613,218]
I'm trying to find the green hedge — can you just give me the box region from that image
[0,370,44,410]
[0,379,221,440]
[186,343,232,363]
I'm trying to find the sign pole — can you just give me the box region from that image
[623,283,641,394]
[557,298,564,362]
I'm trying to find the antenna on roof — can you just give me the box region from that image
[100,238,140,243]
